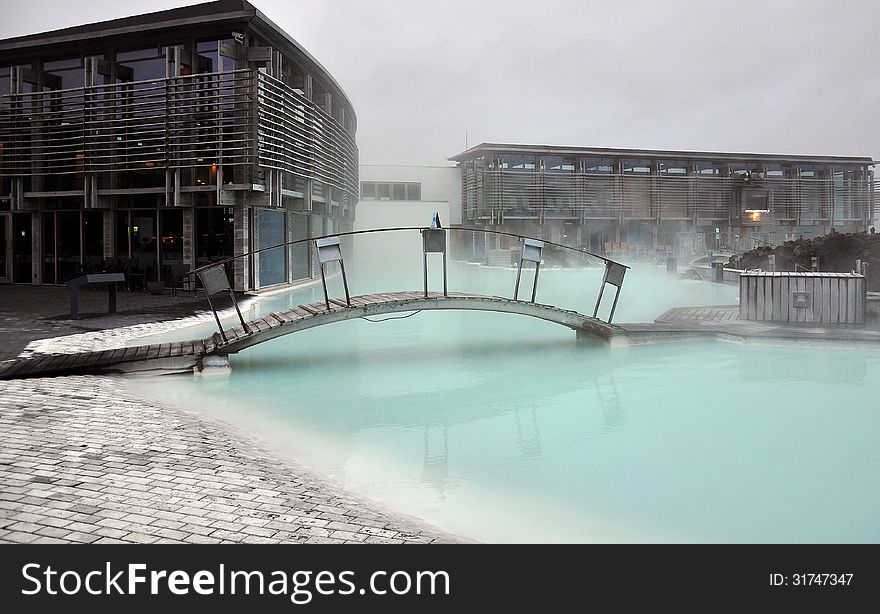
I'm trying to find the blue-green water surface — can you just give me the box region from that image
[127,263,880,543]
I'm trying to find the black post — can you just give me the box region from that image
[108,283,117,315]
[228,288,251,334]
[205,292,228,344]
[608,286,621,323]
[70,287,79,320]
[320,263,331,311]
[593,283,606,318]
[531,262,540,303]
[514,259,524,300]
[340,260,352,307]
[442,252,448,297]
[423,252,429,298]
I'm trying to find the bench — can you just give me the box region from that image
[66,273,126,320]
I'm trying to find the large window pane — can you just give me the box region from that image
[291,213,310,280]
[82,210,103,270]
[159,209,183,287]
[42,213,55,284]
[115,210,129,259]
[195,207,234,267]
[406,183,421,200]
[258,208,286,287]
[361,182,376,199]
[131,210,157,281]
[12,213,32,283]
[57,210,81,282]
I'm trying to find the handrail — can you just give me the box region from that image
[184,225,630,279]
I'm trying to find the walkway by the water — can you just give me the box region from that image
[617,304,880,345]
[0,375,457,544]
[655,305,741,322]
[0,285,457,544]
[0,285,240,361]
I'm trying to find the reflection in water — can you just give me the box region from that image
[421,425,449,499]
[514,405,542,459]
[126,262,880,543]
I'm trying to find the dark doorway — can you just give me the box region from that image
[12,213,32,284]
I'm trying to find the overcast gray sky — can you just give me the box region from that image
[3,0,879,166]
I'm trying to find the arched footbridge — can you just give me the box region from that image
[212,290,621,354]
[0,291,624,380]
[0,223,632,379]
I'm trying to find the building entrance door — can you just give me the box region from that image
[0,214,9,283]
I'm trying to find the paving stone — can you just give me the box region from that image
[122,532,160,544]
[62,531,101,544]
[0,376,457,545]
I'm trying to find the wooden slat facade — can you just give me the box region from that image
[739,271,865,324]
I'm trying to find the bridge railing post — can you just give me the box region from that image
[197,264,251,343]
[421,224,448,298]
[593,261,627,323]
[315,236,351,311]
[514,239,544,303]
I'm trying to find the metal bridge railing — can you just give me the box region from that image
[189,217,631,341]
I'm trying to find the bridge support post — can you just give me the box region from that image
[421,225,448,298]
[593,261,628,323]
[514,239,544,303]
[197,264,251,344]
[576,328,609,345]
[316,236,351,311]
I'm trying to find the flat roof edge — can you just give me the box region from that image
[448,142,874,165]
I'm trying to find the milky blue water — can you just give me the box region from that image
[126,255,880,543]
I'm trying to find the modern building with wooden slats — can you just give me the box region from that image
[0,0,357,290]
[450,143,876,261]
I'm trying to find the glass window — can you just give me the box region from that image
[696,161,722,176]
[542,156,575,172]
[622,159,652,173]
[392,183,406,200]
[378,183,390,199]
[195,207,234,268]
[499,155,535,171]
[56,210,81,283]
[131,210,158,280]
[290,212,310,280]
[361,182,376,199]
[42,213,55,284]
[159,209,183,274]
[116,48,166,83]
[115,210,129,259]
[729,162,755,178]
[196,40,218,74]
[258,208,286,287]
[0,68,9,111]
[764,163,792,178]
[43,57,84,90]
[581,157,613,174]
[406,183,421,200]
[12,213,32,283]
[82,210,103,264]
[657,160,688,175]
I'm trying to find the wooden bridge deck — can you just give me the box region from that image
[0,291,620,380]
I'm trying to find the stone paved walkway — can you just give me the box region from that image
[0,375,456,544]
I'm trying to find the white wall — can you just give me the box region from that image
[358,164,461,225]
[352,165,460,282]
